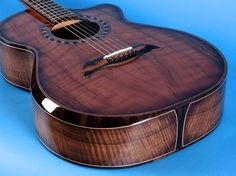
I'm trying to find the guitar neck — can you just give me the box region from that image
[20,0,75,23]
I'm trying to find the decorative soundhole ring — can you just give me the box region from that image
[40,15,110,44]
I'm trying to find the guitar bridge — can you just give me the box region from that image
[83,44,160,77]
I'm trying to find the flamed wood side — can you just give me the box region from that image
[34,103,178,167]
[0,37,34,89]
[183,82,225,146]
[0,4,227,167]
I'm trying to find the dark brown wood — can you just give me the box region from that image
[183,83,225,146]
[0,4,227,167]
[33,101,178,167]
[0,39,34,89]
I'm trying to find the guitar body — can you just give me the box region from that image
[0,4,227,167]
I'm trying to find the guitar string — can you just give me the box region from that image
[23,0,131,51]
[36,0,121,51]
[25,0,113,55]
[41,0,129,50]
[26,0,130,54]
[42,0,129,49]
[31,0,116,54]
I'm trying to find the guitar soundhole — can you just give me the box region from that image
[41,15,110,44]
[51,20,100,40]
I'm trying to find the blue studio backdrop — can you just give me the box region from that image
[0,0,235,175]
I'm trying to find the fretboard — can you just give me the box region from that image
[21,0,76,23]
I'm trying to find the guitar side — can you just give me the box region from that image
[0,36,34,90]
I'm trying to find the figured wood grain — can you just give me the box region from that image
[34,101,178,167]
[183,83,225,146]
[0,5,226,118]
[0,39,34,89]
[0,4,227,167]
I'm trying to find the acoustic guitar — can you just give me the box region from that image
[0,0,227,167]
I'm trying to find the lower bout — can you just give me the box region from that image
[32,81,225,167]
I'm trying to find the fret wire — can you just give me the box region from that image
[36,1,74,20]
[32,3,70,20]
[44,0,74,14]
[24,0,74,22]
[26,0,74,20]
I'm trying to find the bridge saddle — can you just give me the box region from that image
[83,44,159,77]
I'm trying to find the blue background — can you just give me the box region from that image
[0,0,235,175]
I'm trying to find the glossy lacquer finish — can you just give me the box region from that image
[0,4,227,167]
